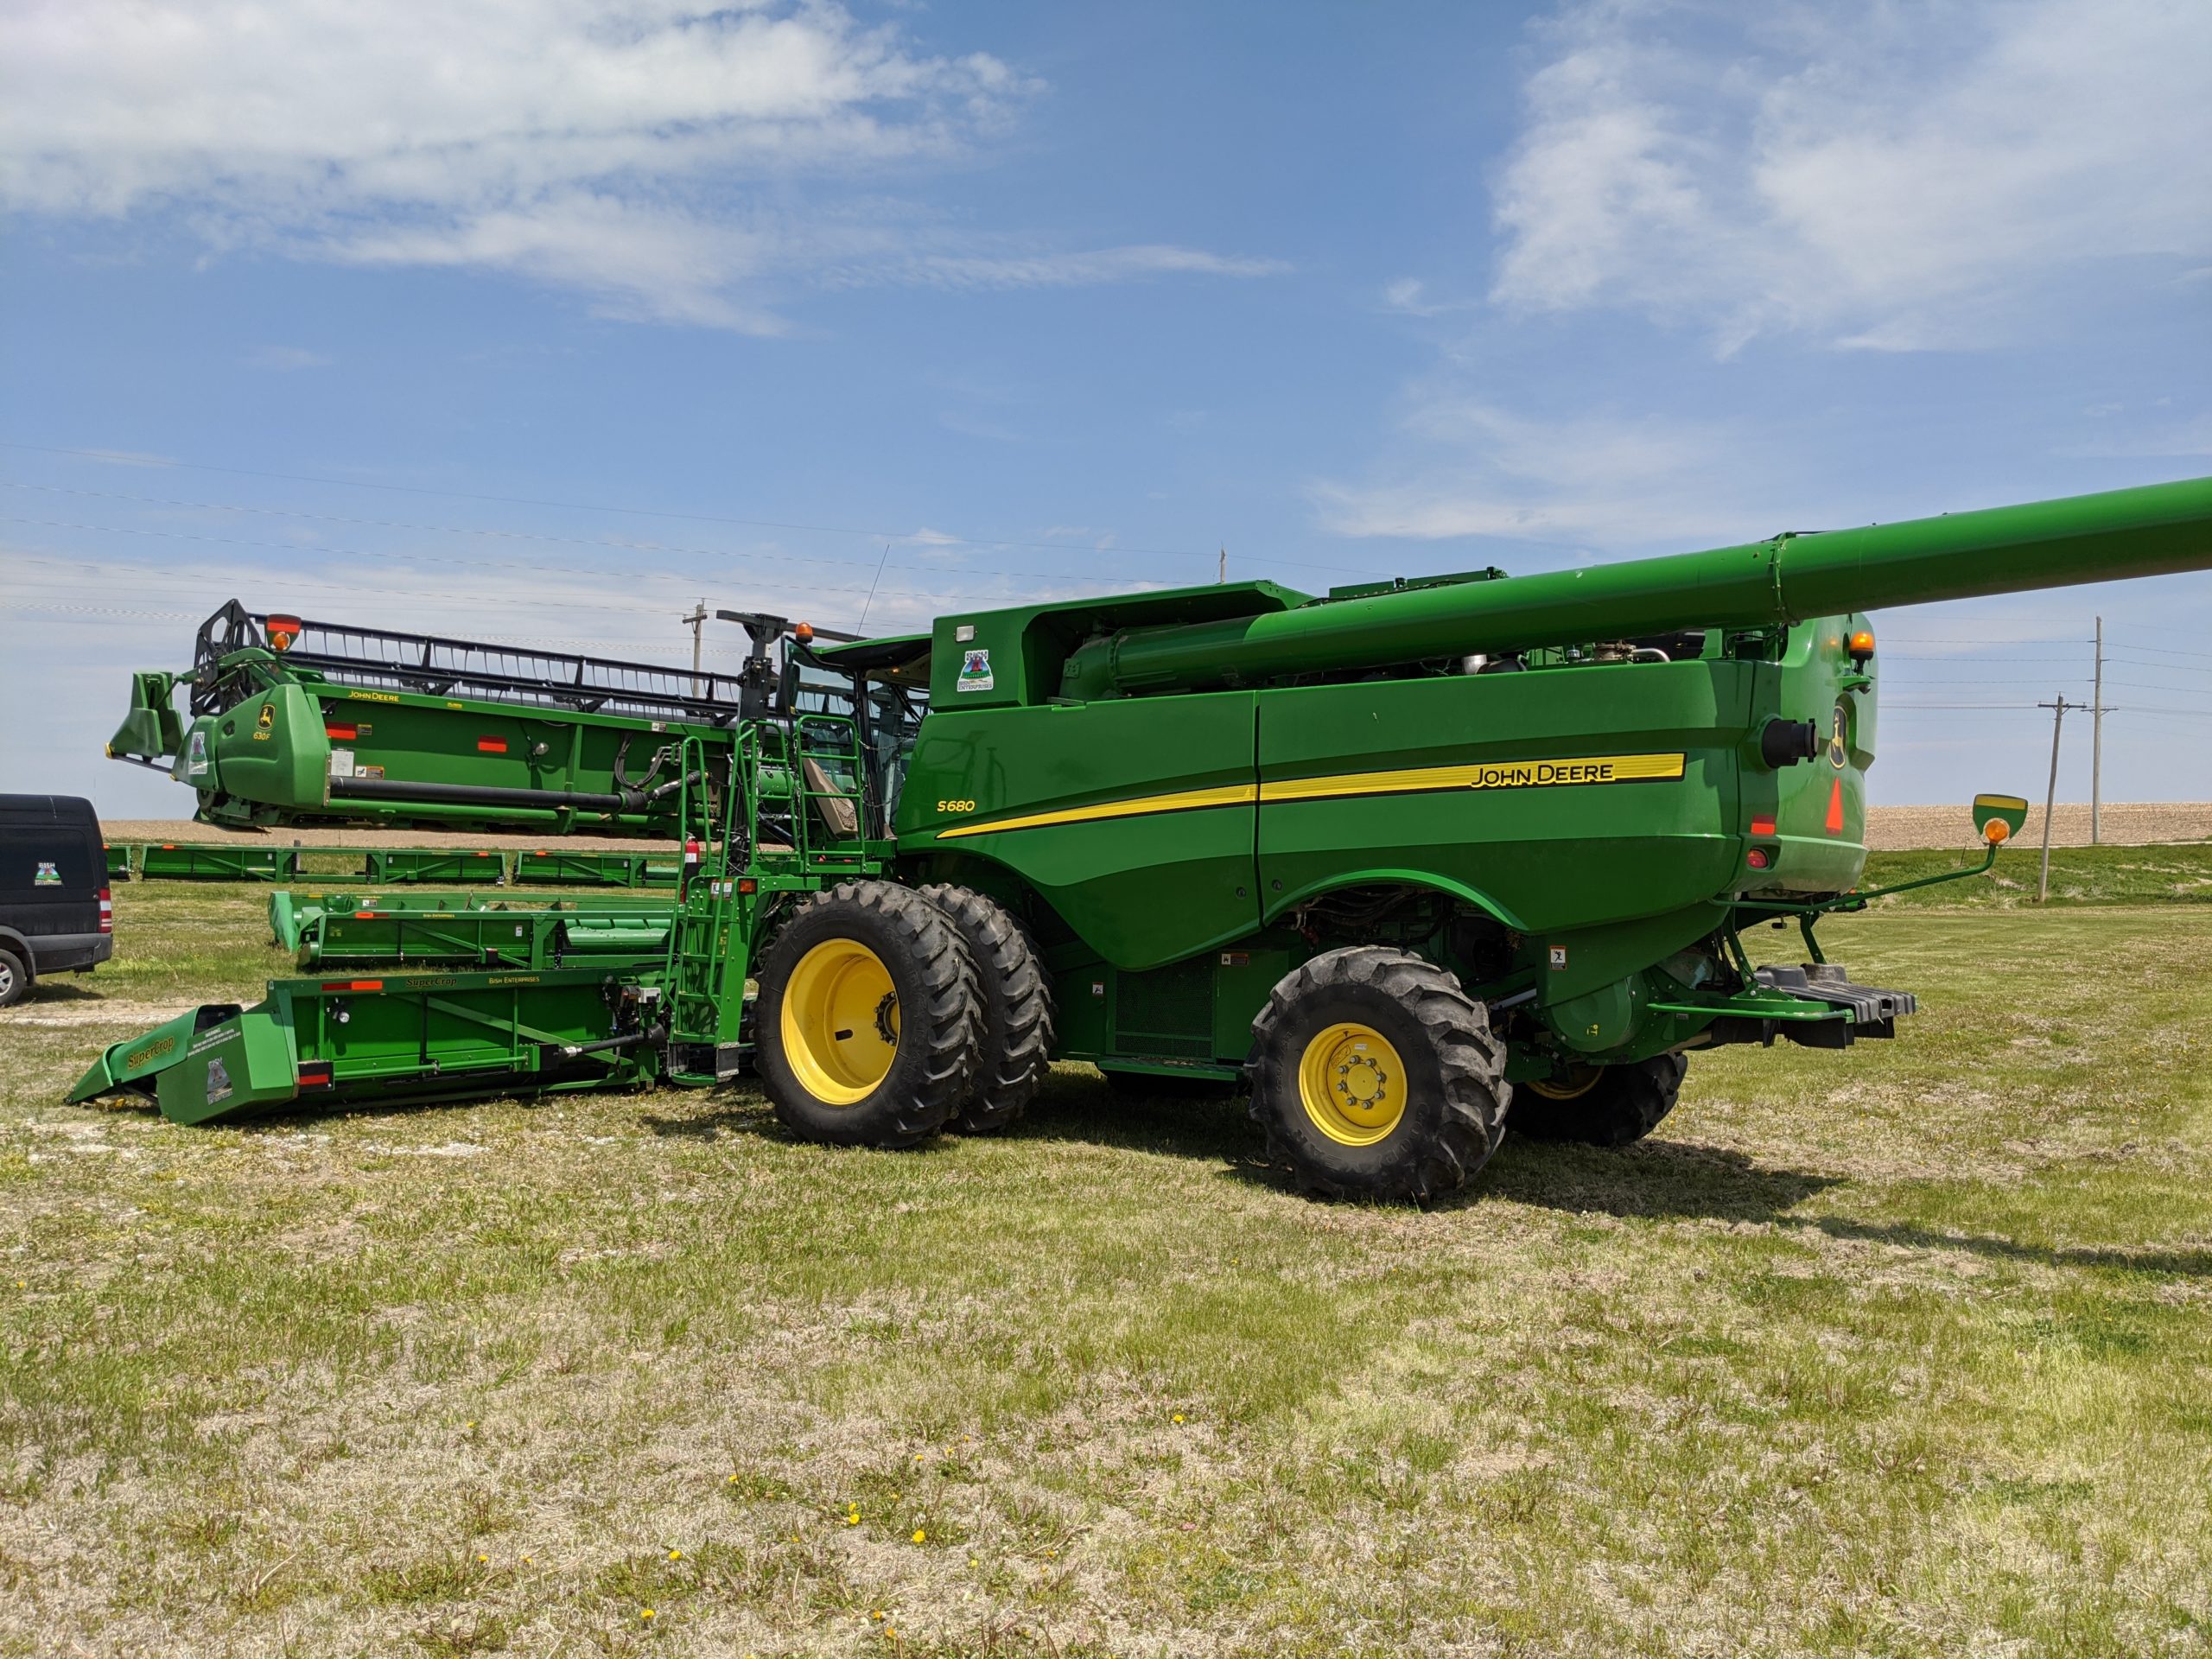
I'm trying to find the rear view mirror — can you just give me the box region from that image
[1972,792,2029,845]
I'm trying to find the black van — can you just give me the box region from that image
[0,795,113,1006]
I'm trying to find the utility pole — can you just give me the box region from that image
[1218,548,1227,584]
[2091,616,2104,845]
[681,599,708,696]
[2036,696,2082,902]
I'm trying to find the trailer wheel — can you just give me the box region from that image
[0,947,26,1008]
[918,884,1055,1133]
[1248,947,1509,1204]
[1508,1055,1687,1147]
[755,881,982,1148]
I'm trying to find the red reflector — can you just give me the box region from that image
[321,979,383,992]
[1749,817,1776,837]
[477,737,507,753]
[98,887,113,934]
[353,911,377,919]
[737,878,758,895]
[297,1061,334,1088]
[1746,849,1770,870]
[1826,778,1846,835]
[325,725,359,741]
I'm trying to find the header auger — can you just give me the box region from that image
[77,477,2212,1203]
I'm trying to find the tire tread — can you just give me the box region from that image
[1249,945,1510,1204]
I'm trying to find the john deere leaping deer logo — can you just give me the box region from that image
[1828,702,1849,768]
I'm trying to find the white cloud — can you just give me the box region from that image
[1312,398,1802,551]
[0,2,1274,327]
[1491,0,2212,352]
[890,245,1288,290]
[1378,277,1474,318]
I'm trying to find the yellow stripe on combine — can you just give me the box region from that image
[1261,751,1685,804]
[935,782,1259,840]
[931,752,1686,840]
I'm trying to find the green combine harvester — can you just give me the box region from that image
[75,479,2212,1200]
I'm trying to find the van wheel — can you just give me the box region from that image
[0,948,26,1007]
[918,885,1055,1133]
[754,881,982,1148]
[1248,947,1509,1204]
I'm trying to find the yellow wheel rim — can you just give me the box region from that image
[1526,1064,1602,1101]
[780,938,899,1105]
[1297,1022,1408,1147]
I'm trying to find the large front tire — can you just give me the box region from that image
[918,884,1055,1134]
[1508,1055,1687,1147]
[754,881,982,1148]
[1248,947,1509,1204]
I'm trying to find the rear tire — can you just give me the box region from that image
[1508,1055,1687,1147]
[754,881,981,1148]
[918,884,1055,1133]
[1248,947,1509,1204]
[0,948,25,1007]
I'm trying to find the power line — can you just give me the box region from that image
[2106,654,2212,677]
[2103,639,2212,663]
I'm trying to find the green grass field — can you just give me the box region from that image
[3,876,2209,1656]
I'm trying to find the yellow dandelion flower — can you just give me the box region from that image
[640,1607,655,1620]
[912,1528,926,1544]
[668,1548,682,1560]
[475,1554,487,1564]
[727,1474,739,1484]
[522,1555,532,1565]
[1173,1413,1185,1424]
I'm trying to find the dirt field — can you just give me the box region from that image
[1863,801,2212,852]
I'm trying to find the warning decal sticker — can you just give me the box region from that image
[956,649,995,693]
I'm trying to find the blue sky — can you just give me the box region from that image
[3,0,2208,817]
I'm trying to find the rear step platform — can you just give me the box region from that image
[1755,963,1918,1025]
[1751,963,1917,1046]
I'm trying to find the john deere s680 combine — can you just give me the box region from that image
[75,479,2212,1201]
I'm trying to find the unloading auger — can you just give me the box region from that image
[75,477,2212,1203]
